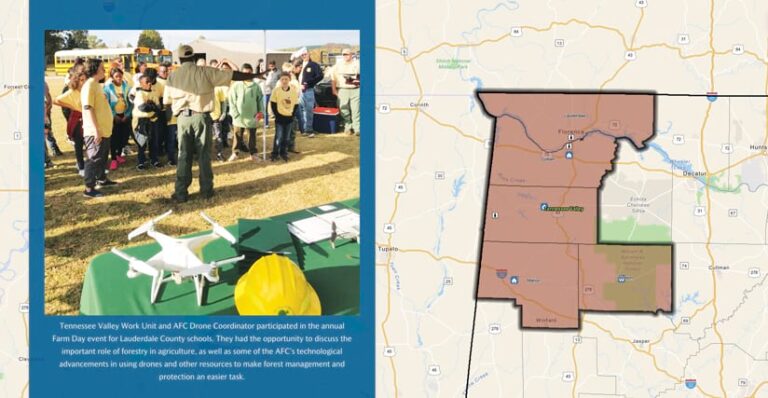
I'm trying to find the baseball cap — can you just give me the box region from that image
[177,44,194,58]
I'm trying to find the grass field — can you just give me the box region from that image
[44,76,359,315]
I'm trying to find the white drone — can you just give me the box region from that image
[330,220,360,249]
[111,210,244,306]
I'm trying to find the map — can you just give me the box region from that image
[476,92,672,329]
[376,1,768,397]
[0,0,29,397]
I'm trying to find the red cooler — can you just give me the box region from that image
[312,107,340,133]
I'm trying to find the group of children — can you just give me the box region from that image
[211,59,301,163]
[45,56,303,198]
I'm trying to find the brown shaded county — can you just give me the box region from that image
[476,92,672,329]
[479,92,655,188]
[478,242,579,329]
[484,185,597,244]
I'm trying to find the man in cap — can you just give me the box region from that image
[331,49,360,136]
[163,44,260,203]
[297,48,323,137]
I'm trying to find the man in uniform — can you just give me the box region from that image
[297,48,323,137]
[163,44,259,203]
[331,49,360,136]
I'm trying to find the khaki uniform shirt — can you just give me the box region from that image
[162,62,233,115]
[332,60,360,89]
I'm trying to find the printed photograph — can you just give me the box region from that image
[43,29,361,316]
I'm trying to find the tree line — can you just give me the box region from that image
[45,30,165,64]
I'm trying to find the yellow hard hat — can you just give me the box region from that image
[234,254,321,316]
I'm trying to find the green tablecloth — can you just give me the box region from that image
[80,199,360,316]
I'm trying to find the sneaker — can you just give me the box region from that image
[152,161,164,168]
[116,155,127,165]
[227,153,238,162]
[83,189,104,198]
[44,161,54,169]
[136,163,147,170]
[170,193,188,203]
[96,179,118,188]
[53,148,64,156]
[109,160,119,171]
[308,133,316,138]
[280,154,289,162]
[200,191,215,200]
[216,153,224,162]
[78,169,85,177]
[122,147,133,156]
[270,154,278,162]
[169,161,177,166]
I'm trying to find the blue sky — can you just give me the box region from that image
[89,30,359,50]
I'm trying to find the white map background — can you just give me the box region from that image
[0,0,28,397]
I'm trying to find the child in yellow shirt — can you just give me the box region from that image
[132,75,162,169]
[270,72,300,161]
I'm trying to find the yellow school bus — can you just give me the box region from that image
[53,46,161,76]
[133,46,155,67]
[152,49,173,67]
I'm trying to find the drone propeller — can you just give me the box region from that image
[178,255,245,278]
[199,211,237,244]
[128,210,173,241]
[111,248,161,277]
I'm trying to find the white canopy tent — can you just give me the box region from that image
[176,38,266,69]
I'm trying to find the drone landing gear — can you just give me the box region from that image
[150,270,164,304]
[193,275,206,306]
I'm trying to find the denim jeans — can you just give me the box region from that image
[264,94,271,127]
[299,89,316,133]
[136,119,159,165]
[213,121,225,154]
[272,122,290,157]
